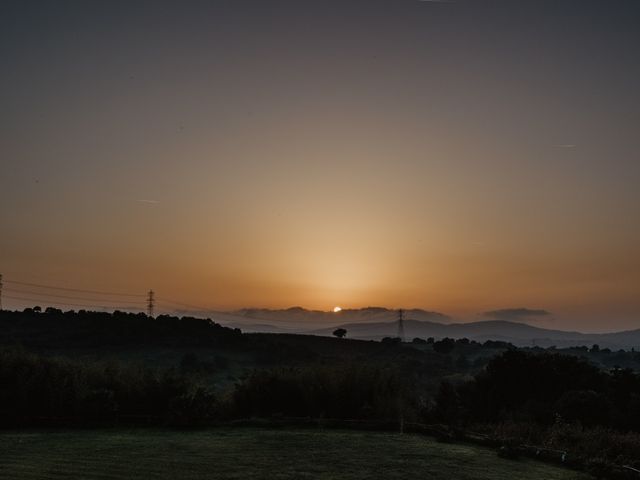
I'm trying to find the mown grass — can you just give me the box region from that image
[0,428,592,479]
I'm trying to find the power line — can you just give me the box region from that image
[4,286,142,304]
[2,276,237,320]
[159,298,227,315]
[4,279,145,297]
[0,274,3,311]
[1,293,143,310]
[2,277,149,312]
[155,299,292,327]
[156,299,253,321]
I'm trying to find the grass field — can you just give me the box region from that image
[0,428,593,479]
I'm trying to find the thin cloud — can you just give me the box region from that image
[136,199,160,204]
[553,144,577,148]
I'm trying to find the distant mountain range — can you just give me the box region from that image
[226,306,450,329]
[311,319,640,349]
[208,307,640,350]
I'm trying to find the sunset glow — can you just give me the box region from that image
[1,1,638,332]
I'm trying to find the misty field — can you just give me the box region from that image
[0,428,592,480]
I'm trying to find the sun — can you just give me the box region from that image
[333,306,342,313]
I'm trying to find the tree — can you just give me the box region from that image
[466,350,604,423]
[456,354,470,370]
[434,381,462,424]
[180,352,200,372]
[433,338,456,354]
[555,390,611,427]
[333,328,347,339]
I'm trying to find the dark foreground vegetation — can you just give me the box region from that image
[2,309,640,477]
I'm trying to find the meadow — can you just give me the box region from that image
[0,428,592,480]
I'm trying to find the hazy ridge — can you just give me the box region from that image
[216,307,640,349]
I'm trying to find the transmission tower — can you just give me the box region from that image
[397,308,405,342]
[147,290,155,318]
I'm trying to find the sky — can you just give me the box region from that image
[1,0,639,332]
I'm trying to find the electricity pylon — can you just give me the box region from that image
[397,309,405,342]
[147,290,155,318]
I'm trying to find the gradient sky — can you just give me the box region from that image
[1,0,639,331]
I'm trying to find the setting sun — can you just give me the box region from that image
[333,306,342,313]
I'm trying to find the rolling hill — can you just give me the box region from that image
[311,319,640,349]
[222,306,450,330]
[173,306,638,349]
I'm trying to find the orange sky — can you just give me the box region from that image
[1,1,639,331]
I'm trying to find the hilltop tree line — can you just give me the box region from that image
[0,308,244,348]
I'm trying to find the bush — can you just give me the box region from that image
[232,364,412,421]
[433,338,456,354]
[0,347,217,427]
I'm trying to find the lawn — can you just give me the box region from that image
[0,428,592,479]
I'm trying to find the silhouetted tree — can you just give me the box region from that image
[333,328,347,339]
[180,352,200,372]
[456,354,469,370]
[434,381,462,424]
[433,338,456,354]
[462,350,604,423]
[232,364,411,421]
[555,390,611,426]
